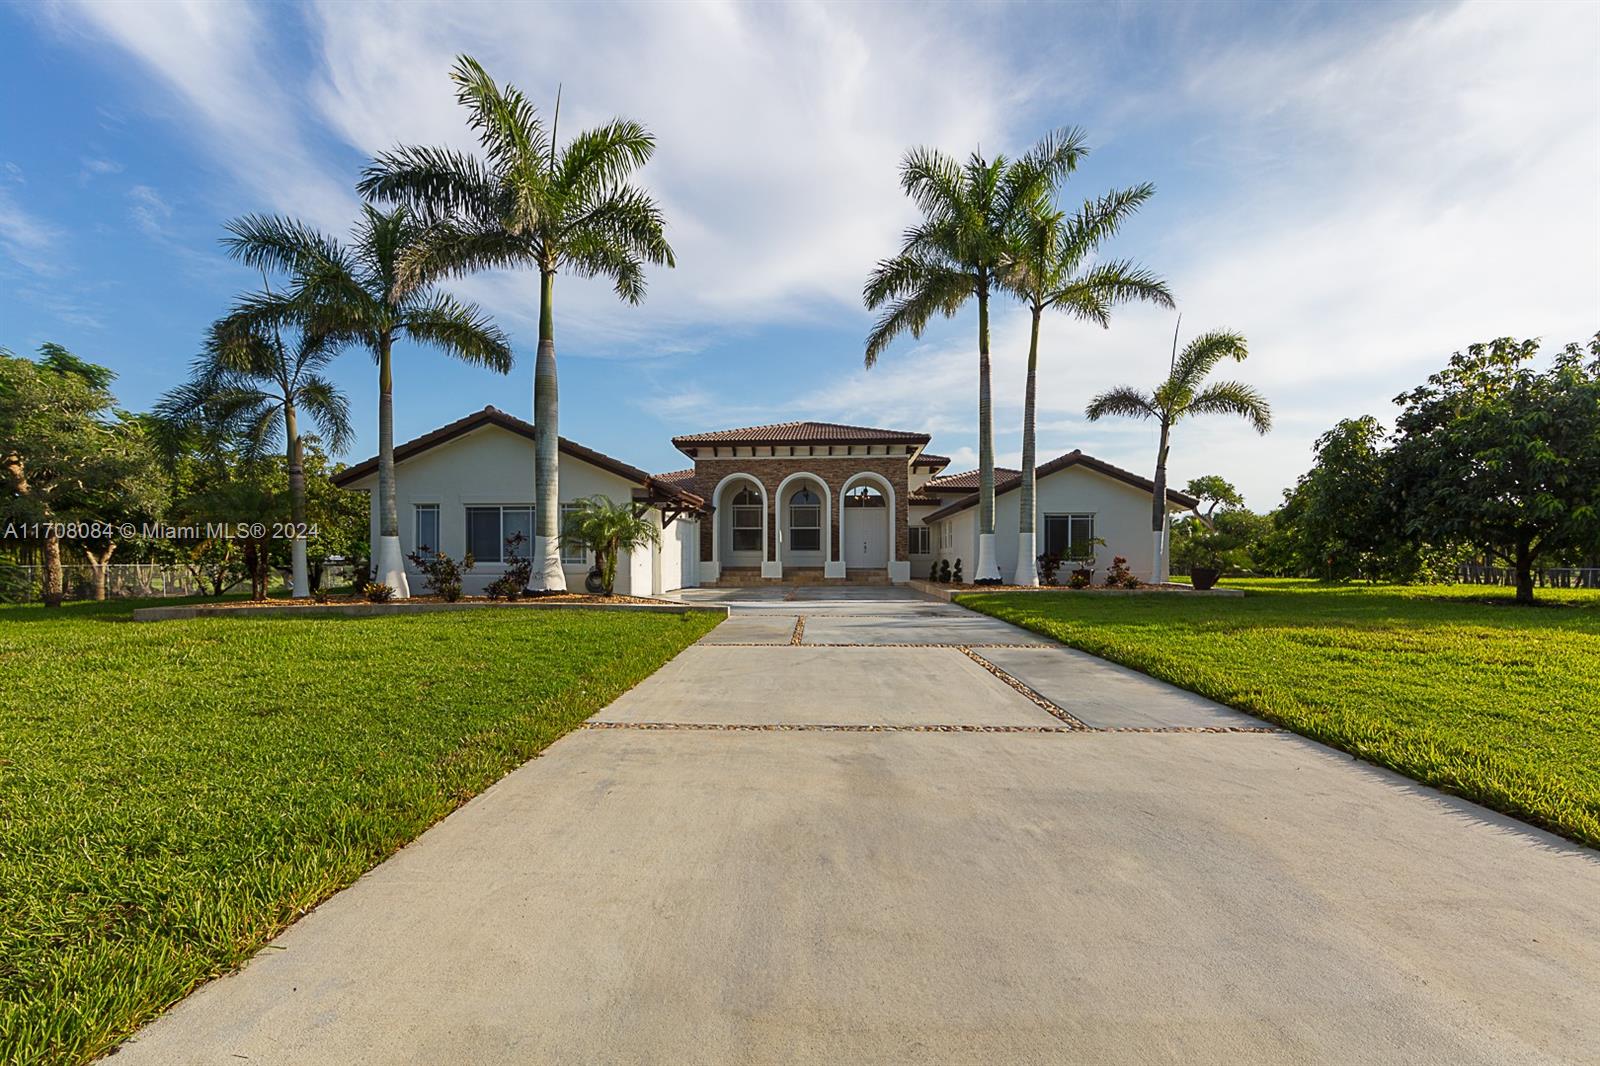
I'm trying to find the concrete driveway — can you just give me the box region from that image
[117,587,1600,1065]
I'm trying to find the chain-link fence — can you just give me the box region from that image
[0,562,362,604]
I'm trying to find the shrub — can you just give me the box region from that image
[939,559,951,582]
[1105,556,1136,588]
[1066,570,1091,589]
[486,532,533,601]
[1037,552,1064,586]
[364,582,395,603]
[406,546,474,602]
[952,558,963,584]
[561,495,659,595]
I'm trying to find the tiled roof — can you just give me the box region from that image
[672,420,932,449]
[907,492,944,506]
[921,451,1197,523]
[922,467,1021,492]
[913,452,951,470]
[653,468,697,490]
[332,406,706,510]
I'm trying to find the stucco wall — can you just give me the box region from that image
[343,424,679,595]
[926,465,1174,583]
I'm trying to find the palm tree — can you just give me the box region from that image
[561,494,660,595]
[157,309,353,598]
[357,56,675,592]
[1085,324,1271,582]
[1001,183,1174,585]
[221,204,513,598]
[864,129,1086,583]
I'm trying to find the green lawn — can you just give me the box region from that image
[0,598,720,1066]
[958,578,1600,849]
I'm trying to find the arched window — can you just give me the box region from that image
[789,488,821,551]
[731,487,762,552]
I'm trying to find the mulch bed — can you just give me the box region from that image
[200,592,663,608]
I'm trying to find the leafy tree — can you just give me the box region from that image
[1388,334,1600,603]
[1001,180,1172,584]
[220,203,512,598]
[1182,474,1245,525]
[561,494,660,595]
[1276,416,1392,582]
[864,130,1085,583]
[158,306,352,597]
[1085,325,1271,581]
[0,346,166,604]
[359,55,674,592]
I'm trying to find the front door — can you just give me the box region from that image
[844,500,888,569]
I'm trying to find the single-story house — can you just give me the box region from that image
[333,407,1194,593]
[333,407,706,597]
[918,451,1197,584]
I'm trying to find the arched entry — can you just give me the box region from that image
[775,472,831,570]
[842,484,889,570]
[711,474,768,573]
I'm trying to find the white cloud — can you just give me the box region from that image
[127,184,172,238]
[56,0,357,231]
[0,184,58,275]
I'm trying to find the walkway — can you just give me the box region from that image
[117,587,1600,1064]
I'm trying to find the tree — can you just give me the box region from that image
[1387,334,1600,603]
[864,129,1086,583]
[358,56,674,592]
[561,494,660,594]
[1275,416,1393,581]
[1182,474,1245,526]
[1085,325,1271,581]
[220,203,512,598]
[1001,181,1172,584]
[0,346,166,604]
[158,307,352,597]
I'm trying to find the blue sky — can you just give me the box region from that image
[3,0,1596,507]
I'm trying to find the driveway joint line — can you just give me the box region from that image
[960,647,1090,729]
[790,616,805,645]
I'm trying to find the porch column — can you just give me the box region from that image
[761,477,782,580]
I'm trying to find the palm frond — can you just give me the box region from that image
[863,266,971,367]
[566,183,675,268]
[1172,329,1249,387]
[395,220,538,290]
[1056,260,1173,318]
[400,291,515,373]
[1063,183,1156,259]
[1085,385,1158,422]
[294,373,355,455]
[1185,380,1273,433]
[558,118,656,206]
[900,146,965,219]
[221,214,347,277]
[450,54,549,181]
[358,145,506,225]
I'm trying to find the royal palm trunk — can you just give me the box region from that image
[373,332,410,596]
[1151,420,1172,583]
[974,278,1001,583]
[285,402,310,598]
[1015,306,1043,586]
[532,269,567,591]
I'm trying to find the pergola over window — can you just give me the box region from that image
[731,488,763,552]
[789,488,821,551]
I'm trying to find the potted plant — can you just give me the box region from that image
[1068,536,1106,587]
[561,494,661,595]
[1177,526,1239,590]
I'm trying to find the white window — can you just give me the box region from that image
[465,505,533,563]
[731,488,762,552]
[1044,513,1095,559]
[788,488,821,552]
[414,504,439,558]
[560,503,586,565]
[908,526,930,555]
